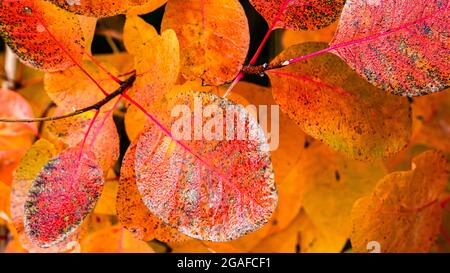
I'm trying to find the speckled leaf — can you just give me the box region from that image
[135,92,277,241]
[268,42,412,160]
[46,0,155,17]
[282,21,338,48]
[0,89,36,151]
[249,0,344,30]
[42,109,120,172]
[351,150,449,253]
[117,138,187,242]
[24,146,104,247]
[0,0,84,71]
[331,0,450,96]
[10,139,79,252]
[161,0,250,86]
[11,139,59,235]
[225,82,306,233]
[127,0,167,16]
[44,60,119,111]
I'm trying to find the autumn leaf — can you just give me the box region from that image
[42,109,120,172]
[249,0,344,30]
[331,0,450,96]
[161,0,250,86]
[299,142,387,249]
[94,179,118,216]
[123,16,158,56]
[117,137,186,242]
[80,226,154,253]
[225,82,306,233]
[0,89,36,185]
[46,0,156,17]
[0,89,36,150]
[169,239,242,253]
[134,91,277,241]
[24,146,104,247]
[268,42,412,160]
[0,182,10,222]
[127,0,167,16]
[44,60,119,111]
[10,139,82,252]
[78,16,97,56]
[11,139,58,234]
[0,0,84,71]
[351,150,449,253]
[412,90,450,153]
[252,209,345,253]
[130,27,180,110]
[282,21,338,48]
[95,53,135,77]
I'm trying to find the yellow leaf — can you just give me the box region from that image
[81,226,155,253]
[351,150,449,253]
[123,16,158,55]
[300,142,387,248]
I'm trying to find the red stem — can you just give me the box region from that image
[89,93,126,148]
[37,17,109,97]
[84,52,122,85]
[284,3,448,66]
[249,0,293,65]
[223,0,293,97]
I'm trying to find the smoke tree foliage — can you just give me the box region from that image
[0,0,448,253]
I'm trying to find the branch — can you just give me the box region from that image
[0,73,136,123]
[241,60,290,76]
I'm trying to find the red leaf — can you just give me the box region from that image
[249,0,345,30]
[47,0,154,17]
[134,92,277,241]
[24,146,104,247]
[0,0,84,71]
[331,0,450,96]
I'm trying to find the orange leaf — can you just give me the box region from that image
[131,28,180,109]
[0,0,84,71]
[351,150,449,253]
[44,61,119,111]
[117,137,187,242]
[161,0,250,86]
[42,109,120,172]
[299,142,387,249]
[47,0,156,17]
[81,226,154,253]
[269,42,412,160]
[135,92,277,241]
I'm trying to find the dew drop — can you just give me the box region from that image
[36,24,45,33]
[23,6,32,14]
